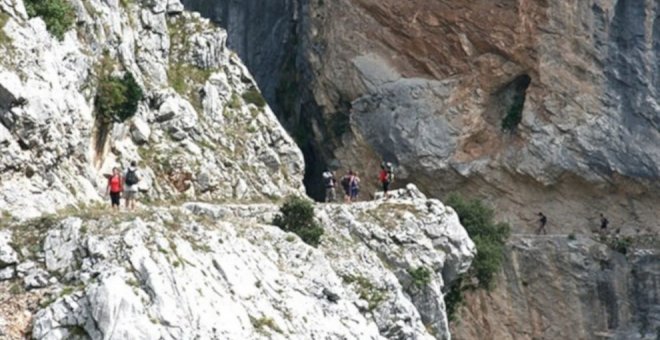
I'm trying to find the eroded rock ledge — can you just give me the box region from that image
[0,185,474,339]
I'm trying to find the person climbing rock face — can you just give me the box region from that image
[322,169,336,203]
[106,167,123,211]
[124,161,140,211]
[537,212,547,235]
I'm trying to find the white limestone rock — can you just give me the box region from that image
[28,192,473,339]
[0,230,18,267]
[0,0,305,219]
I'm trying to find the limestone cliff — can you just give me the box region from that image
[0,0,304,220]
[451,235,660,340]
[0,186,474,339]
[185,0,660,234]
[0,0,478,339]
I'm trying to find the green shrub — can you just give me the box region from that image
[444,277,465,322]
[24,0,75,40]
[444,194,511,320]
[501,92,525,131]
[408,266,432,288]
[273,196,324,247]
[609,236,633,255]
[568,233,576,240]
[242,88,266,108]
[95,72,143,123]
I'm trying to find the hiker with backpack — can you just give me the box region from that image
[322,169,336,203]
[349,171,360,202]
[124,161,140,211]
[379,162,394,198]
[341,170,352,203]
[106,167,123,211]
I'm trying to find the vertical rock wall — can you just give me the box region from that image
[452,235,660,340]
[183,0,660,234]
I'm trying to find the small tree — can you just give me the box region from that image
[273,196,324,247]
[95,72,143,123]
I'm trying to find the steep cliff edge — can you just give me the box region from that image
[185,0,660,234]
[0,0,304,220]
[0,186,475,339]
[452,235,660,340]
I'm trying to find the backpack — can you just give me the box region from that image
[341,175,350,188]
[386,163,395,182]
[125,169,139,186]
[322,172,334,187]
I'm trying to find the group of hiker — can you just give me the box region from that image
[322,161,395,203]
[105,160,614,236]
[105,161,141,211]
[536,212,611,235]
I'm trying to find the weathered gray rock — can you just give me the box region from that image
[0,315,6,337]
[26,188,473,340]
[184,0,660,234]
[452,235,660,340]
[130,117,151,144]
[0,230,18,267]
[43,218,82,274]
[0,0,305,220]
[24,267,50,289]
[0,266,15,280]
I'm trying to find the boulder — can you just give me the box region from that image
[0,230,18,267]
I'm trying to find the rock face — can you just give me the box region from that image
[0,0,304,220]
[452,235,660,340]
[0,186,474,339]
[184,0,660,233]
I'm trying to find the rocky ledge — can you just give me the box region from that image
[0,185,474,339]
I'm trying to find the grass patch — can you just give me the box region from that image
[342,274,387,312]
[168,63,214,112]
[250,316,283,334]
[9,215,58,259]
[24,0,75,40]
[0,12,11,46]
[9,282,24,295]
[241,88,266,108]
[226,92,241,110]
[166,15,216,114]
[273,196,324,247]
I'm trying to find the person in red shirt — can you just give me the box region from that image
[379,163,391,198]
[106,167,123,211]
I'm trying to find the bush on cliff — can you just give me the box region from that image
[501,92,525,131]
[444,194,511,320]
[273,196,324,247]
[24,0,75,40]
[95,72,143,123]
